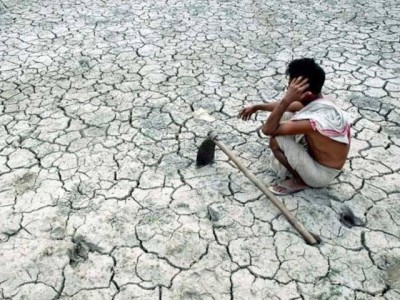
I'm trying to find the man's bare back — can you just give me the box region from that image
[305,132,350,170]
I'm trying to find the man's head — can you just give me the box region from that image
[285,58,325,100]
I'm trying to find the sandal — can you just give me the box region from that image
[269,179,307,196]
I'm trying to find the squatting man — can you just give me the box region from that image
[239,58,351,195]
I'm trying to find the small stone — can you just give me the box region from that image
[50,227,65,240]
[208,206,222,221]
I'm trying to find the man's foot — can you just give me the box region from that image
[269,179,308,195]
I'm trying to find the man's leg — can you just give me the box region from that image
[269,136,308,193]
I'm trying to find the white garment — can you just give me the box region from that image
[274,135,341,187]
[291,98,351,144]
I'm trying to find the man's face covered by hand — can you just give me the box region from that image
[287,77,316,105]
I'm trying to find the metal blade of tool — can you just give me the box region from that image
[196,137,216,167]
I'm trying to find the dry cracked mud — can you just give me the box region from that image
[0,0,399,299]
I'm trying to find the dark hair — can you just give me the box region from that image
[285,58,325,94]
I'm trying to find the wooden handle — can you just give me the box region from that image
[210,133,318,245]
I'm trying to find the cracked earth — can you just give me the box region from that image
[0,0,399,299]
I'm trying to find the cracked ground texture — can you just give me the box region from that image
[0,0,399,299]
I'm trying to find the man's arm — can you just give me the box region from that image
[254,101,304,112]
[239,101,303,121]
[262,119,314,136]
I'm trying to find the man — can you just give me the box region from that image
[239,58,351,195]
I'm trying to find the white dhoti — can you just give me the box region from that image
[273,135,341,187]
[268,112,341,188]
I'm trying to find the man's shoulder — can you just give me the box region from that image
[303,98,347,114]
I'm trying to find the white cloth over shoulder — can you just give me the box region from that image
[291,98,351,144]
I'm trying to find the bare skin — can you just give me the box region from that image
[239,77,350,193]
[239,101,305,120]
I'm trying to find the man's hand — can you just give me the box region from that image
[238,106,256,121]
[283,77,312,103]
